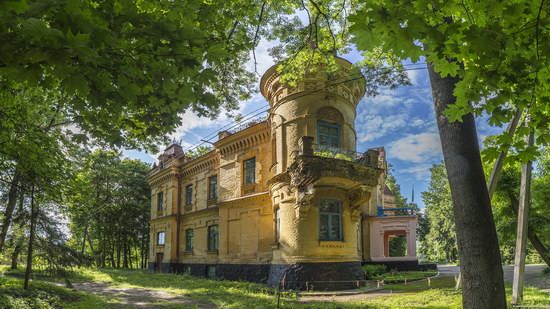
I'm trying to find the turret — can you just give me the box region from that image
[260,58,366,174]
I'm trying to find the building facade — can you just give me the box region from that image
[147,58,418,290]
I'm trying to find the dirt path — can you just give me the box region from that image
[72,281,216,308]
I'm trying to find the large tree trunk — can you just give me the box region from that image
[428,63,506,308]
[23,184,36,290]
[0,171,21,252]
[509,194,550,266]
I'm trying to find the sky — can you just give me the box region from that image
[123,40,504,209]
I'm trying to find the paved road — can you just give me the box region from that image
[438,264,549,291]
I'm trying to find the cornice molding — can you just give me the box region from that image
[181,153,220,177]
[218,191,270,208]
[215,123,270,156]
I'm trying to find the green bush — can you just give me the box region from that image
[0,276,80,309]
[362,264,386,279]
[543,267,550,275]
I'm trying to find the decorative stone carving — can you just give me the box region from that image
[295,184,316,220]
[348,185,372,221]
[316,106,344,123]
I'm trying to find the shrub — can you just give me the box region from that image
[362,264,386,279]
[544,267,550,275]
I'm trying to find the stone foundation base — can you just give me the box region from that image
[147,262,270,282]
[267,261,364,291]
[147,261,364,290]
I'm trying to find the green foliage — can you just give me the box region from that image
[420,162,458,263]
[185,145,213,159]
[313,150,354,161]
[0,0,268,148]
[67,150,151,269]
[349,0,550,162]
[385,168,409,208]
[388,235,407,257]
[0,275,81,309]
[362,264,386,279]
[488,146,550,264]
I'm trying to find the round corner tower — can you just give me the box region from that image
[261,58,382,290]
[260,57,366,174]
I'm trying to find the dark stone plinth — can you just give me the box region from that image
[149,261,364,290]
[267,261,365,291]
[216,264,270,282]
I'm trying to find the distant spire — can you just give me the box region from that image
[411,185,415,203]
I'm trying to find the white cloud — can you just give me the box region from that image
[246,38,277,76]
[357,114,409,142]
[398,163,435,180]
[387,132,442,163]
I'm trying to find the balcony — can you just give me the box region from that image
[288,136,385,189]
[294,136,385,168]
[377,206,416,217]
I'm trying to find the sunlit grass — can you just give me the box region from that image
[1,265,549,308]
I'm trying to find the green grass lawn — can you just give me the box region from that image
[1,266,549,308]
[372,270,439,283]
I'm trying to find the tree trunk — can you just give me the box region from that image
[0,171,21,252]
[509,194,550,266]
[123,235,129,268]
[11,239,23,270]
[81,224,89,255]
[428,63,506,308]
[128,242,133,269]
[23,183,36,290]
[116,232,121,268]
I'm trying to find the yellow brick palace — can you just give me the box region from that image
[147,58,419,290]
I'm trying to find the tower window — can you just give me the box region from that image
[185,185,193,206]
[157,192,164,211]
[318,199,343,241]
[275,208,281,243]
[208,175,218,199]
[317,121,340,148]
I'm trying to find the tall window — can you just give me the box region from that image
[317,121,340,148]
[318,199,342,241]
[185,229,194,251]
[157,231,165,245]
[157,192,164,211]
[185,185,193,206]
[207,225,219,251]
[275,208,281,244]
[208,175,218,199]
[243,158,256,185]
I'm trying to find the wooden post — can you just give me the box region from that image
[512,121,534,305]
[487,109,522,198]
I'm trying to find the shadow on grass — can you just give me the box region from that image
[91,268,300,308]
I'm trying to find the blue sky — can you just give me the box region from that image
[124,40,504,209]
